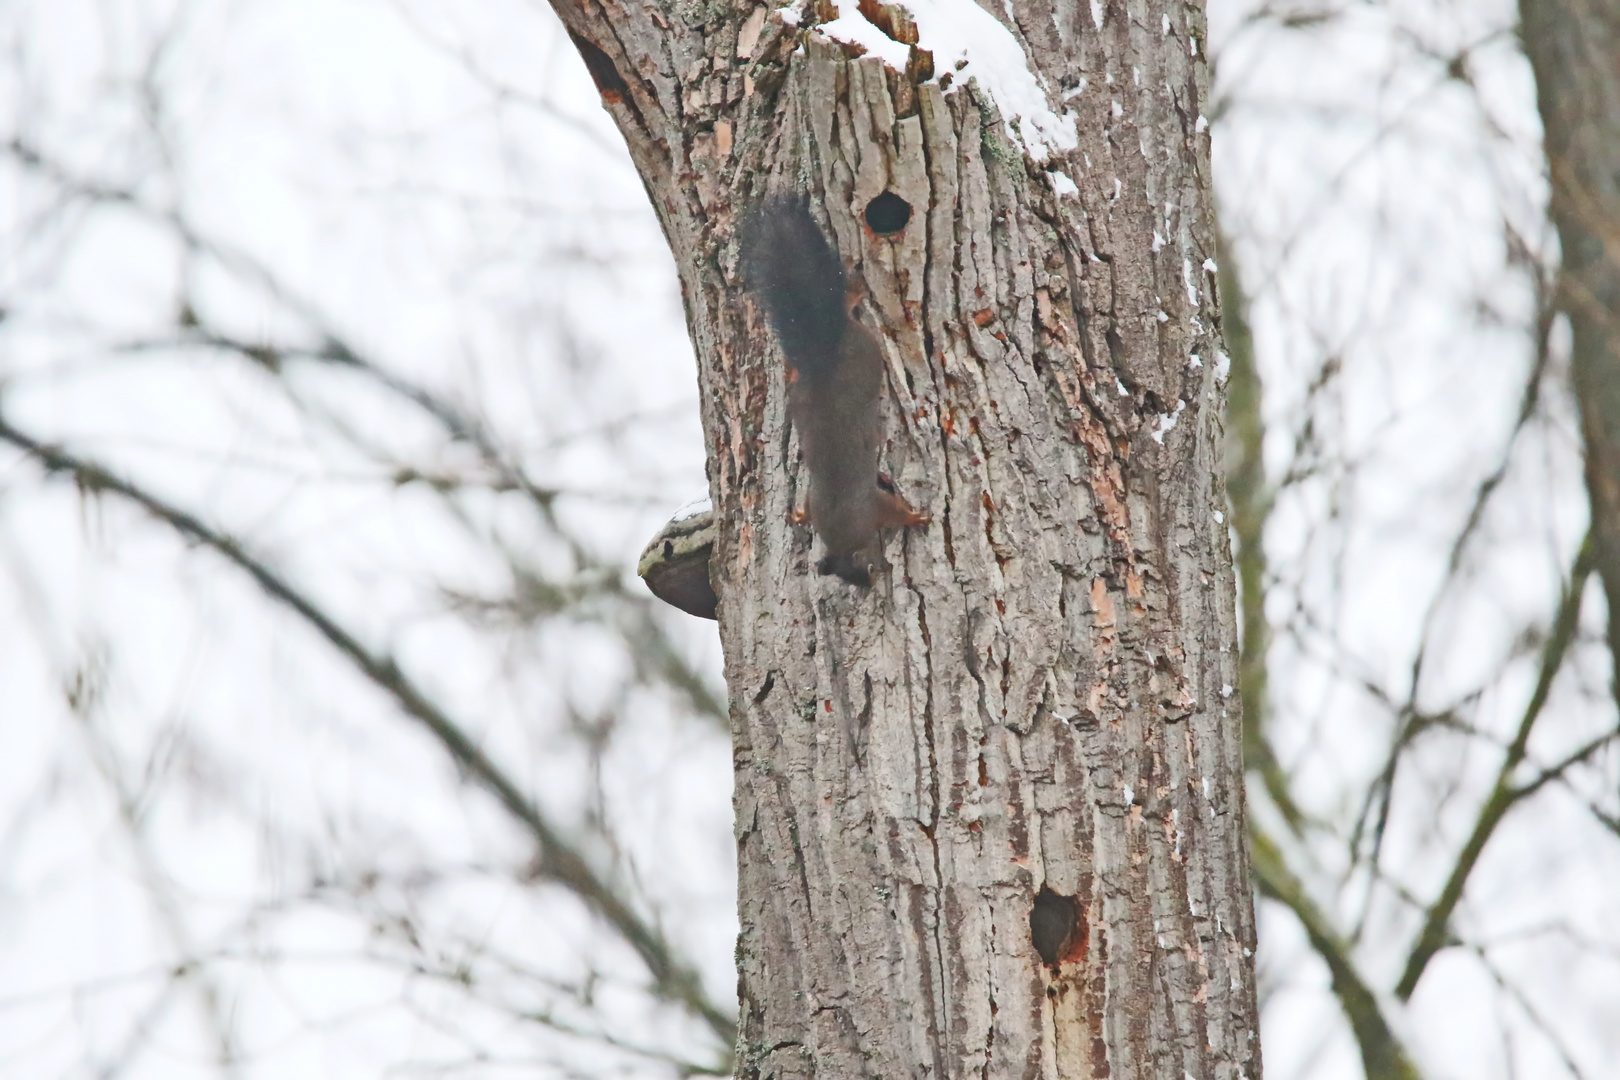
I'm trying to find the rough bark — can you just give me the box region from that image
[1520,0,1620,706]
[558,0,1260,1075]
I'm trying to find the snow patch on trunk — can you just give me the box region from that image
[808,0,1078,161]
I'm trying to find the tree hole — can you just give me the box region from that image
[1030,887,1077,966]
[865,191,912,235]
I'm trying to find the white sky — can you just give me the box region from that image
[1,0,1616,1077]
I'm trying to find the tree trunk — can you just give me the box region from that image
[1520,0,1620,706]
[559,0,1260,1075]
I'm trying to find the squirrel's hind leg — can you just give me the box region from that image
[873,473,931,528]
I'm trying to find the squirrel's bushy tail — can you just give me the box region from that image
[737,196,848,381]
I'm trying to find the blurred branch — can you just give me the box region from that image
[1406,273,1558,698]
[1511,725,1619,801]
[1352,298,1558,880]
[1395,533,1594,1000]
[0,412,738,1049]
[390,1,626,160]
[65,661,242,1079]
[1250,825,1423,1080]
[405,942,730,1076]
[1521,0,1620,715]
[1223,223,1421,1079]
[1219,234,1311,836]
[138,294,727,727]
[1468,943,1593,1080]
[179,327,728,728]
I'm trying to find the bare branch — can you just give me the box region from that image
[1351,299,1559,880]
[1220,232,1314,836]
[1395,533,1594,1000]
[1250,824,1423,1080]
[0,412,737,1047]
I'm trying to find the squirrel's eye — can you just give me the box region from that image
[864,191,912,236]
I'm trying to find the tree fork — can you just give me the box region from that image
[564,0,1260,1075]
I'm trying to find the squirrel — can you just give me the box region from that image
[737,196,928,587]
